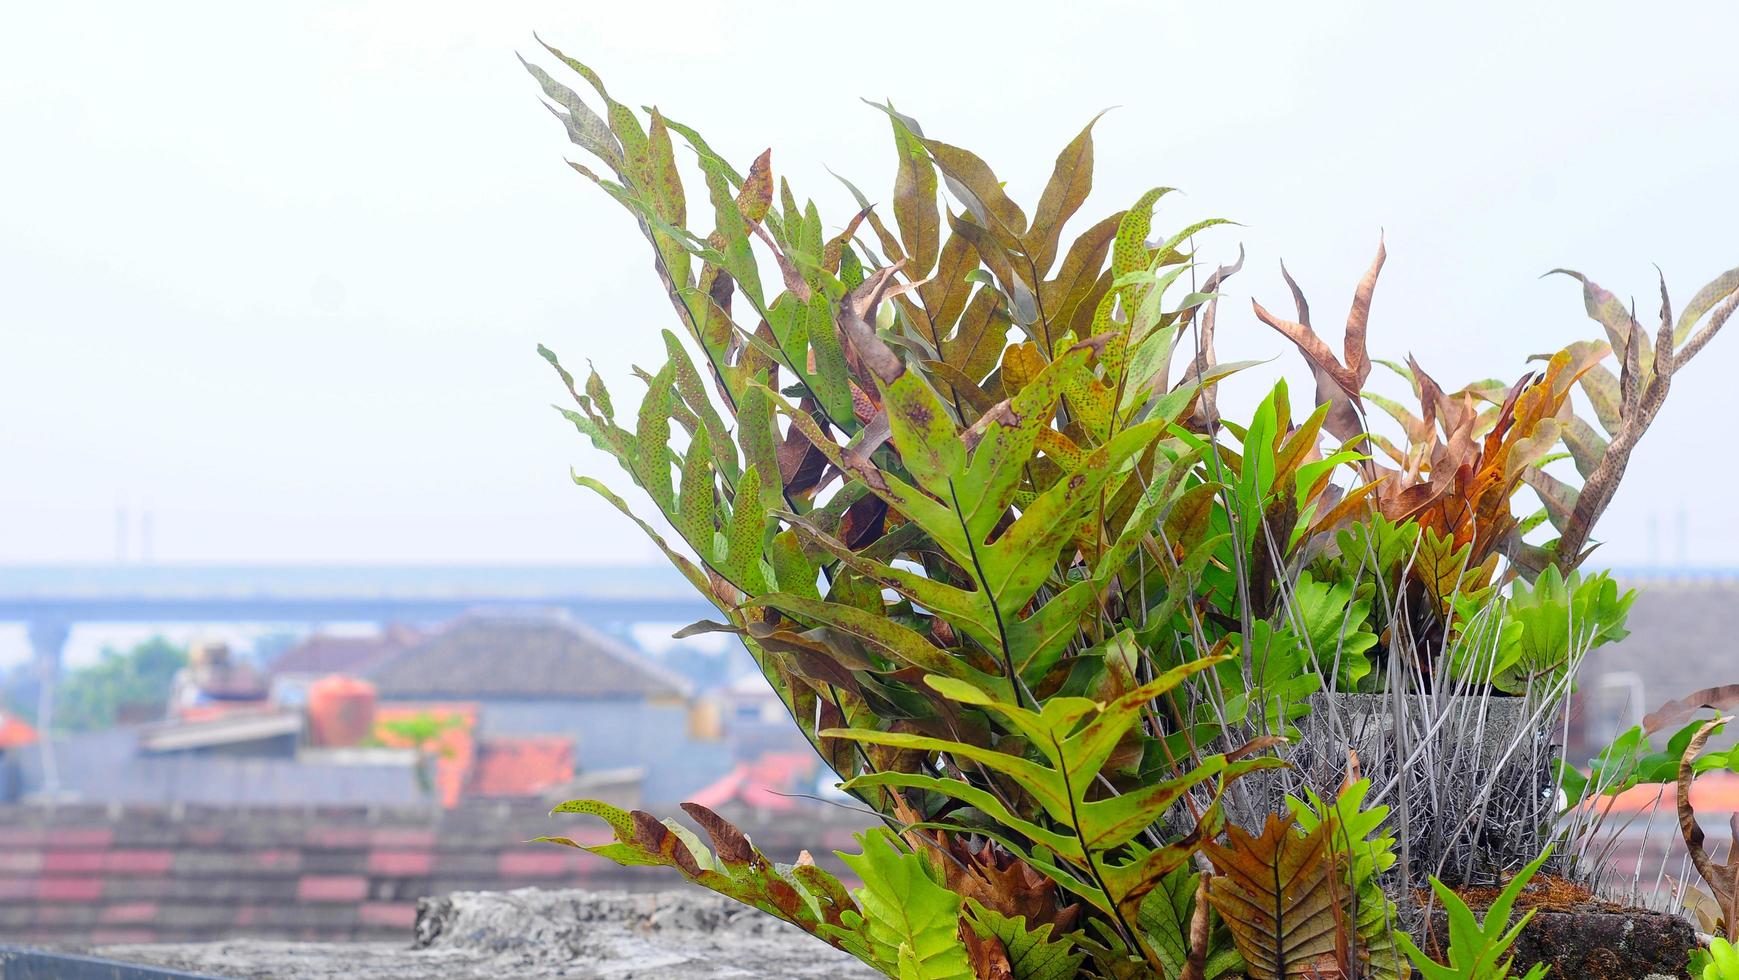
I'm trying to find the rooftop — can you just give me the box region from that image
[138,709,303,754]
[368,614,690,701]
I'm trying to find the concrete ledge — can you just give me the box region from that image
[83,889,879,979]
[0,945,225,980]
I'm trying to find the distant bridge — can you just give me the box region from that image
[5,563,1735,669]
[0,564,718,670]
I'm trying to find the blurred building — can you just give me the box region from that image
[0,710,36,803]
[703,671,815,761]
[168,641,268,715]
[266,625,422,707]
[361,612,728,804]
[1568,576,1739,761]
[12,611,738,808]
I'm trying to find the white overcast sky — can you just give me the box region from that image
[2,0,1735,568]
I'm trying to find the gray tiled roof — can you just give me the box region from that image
[269,629,417,678]
[368,613,690,701]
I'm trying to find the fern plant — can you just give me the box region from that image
[519,37,1735,979]
[1396,848,1552,980]
[523,39,1293,975]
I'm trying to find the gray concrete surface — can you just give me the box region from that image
[89,889,880,979]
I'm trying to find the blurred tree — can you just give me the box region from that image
[54,637,186,732]
[247,630,302,669]
[375,710,465,799]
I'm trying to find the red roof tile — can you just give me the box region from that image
[1591,771,1739,813]
[0,712,37,750]
[372,703,478,808]
[688,752,816,813]
[470,736,575,799]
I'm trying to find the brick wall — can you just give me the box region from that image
[0,802,872,945]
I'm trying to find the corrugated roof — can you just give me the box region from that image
[368,614,689,701]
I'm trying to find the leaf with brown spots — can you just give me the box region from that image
[888,112,940,278]
[881,371,965,493]
[541,797,867,954]
[1024,113,1104,276]
[918,137,1029,241]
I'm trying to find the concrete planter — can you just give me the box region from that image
[1282,691,1560,887]
[1299,691,1540,768]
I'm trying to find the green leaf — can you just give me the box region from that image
[882,372,966,493]
[737,380,780,484]
[722,463,768,592]
[662,331,736,480]
[572,474,711,599]
[759,592,1009,696]
[1137,867,1245,980]
[767,529,820,599]
[1700,937,1739,980]
[977,418,1168,620]
[1112,187,1175,282]
[520,55,622,171]
[805,294,856,425]
[697,152,764,310]
[1284,571,1378,692]
[677,429,716,559]
[633,363,678,513]
[1397,846,1552,980]
[837,828,973,980]
[964,899,1088,980]
[917,658,1231,848]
